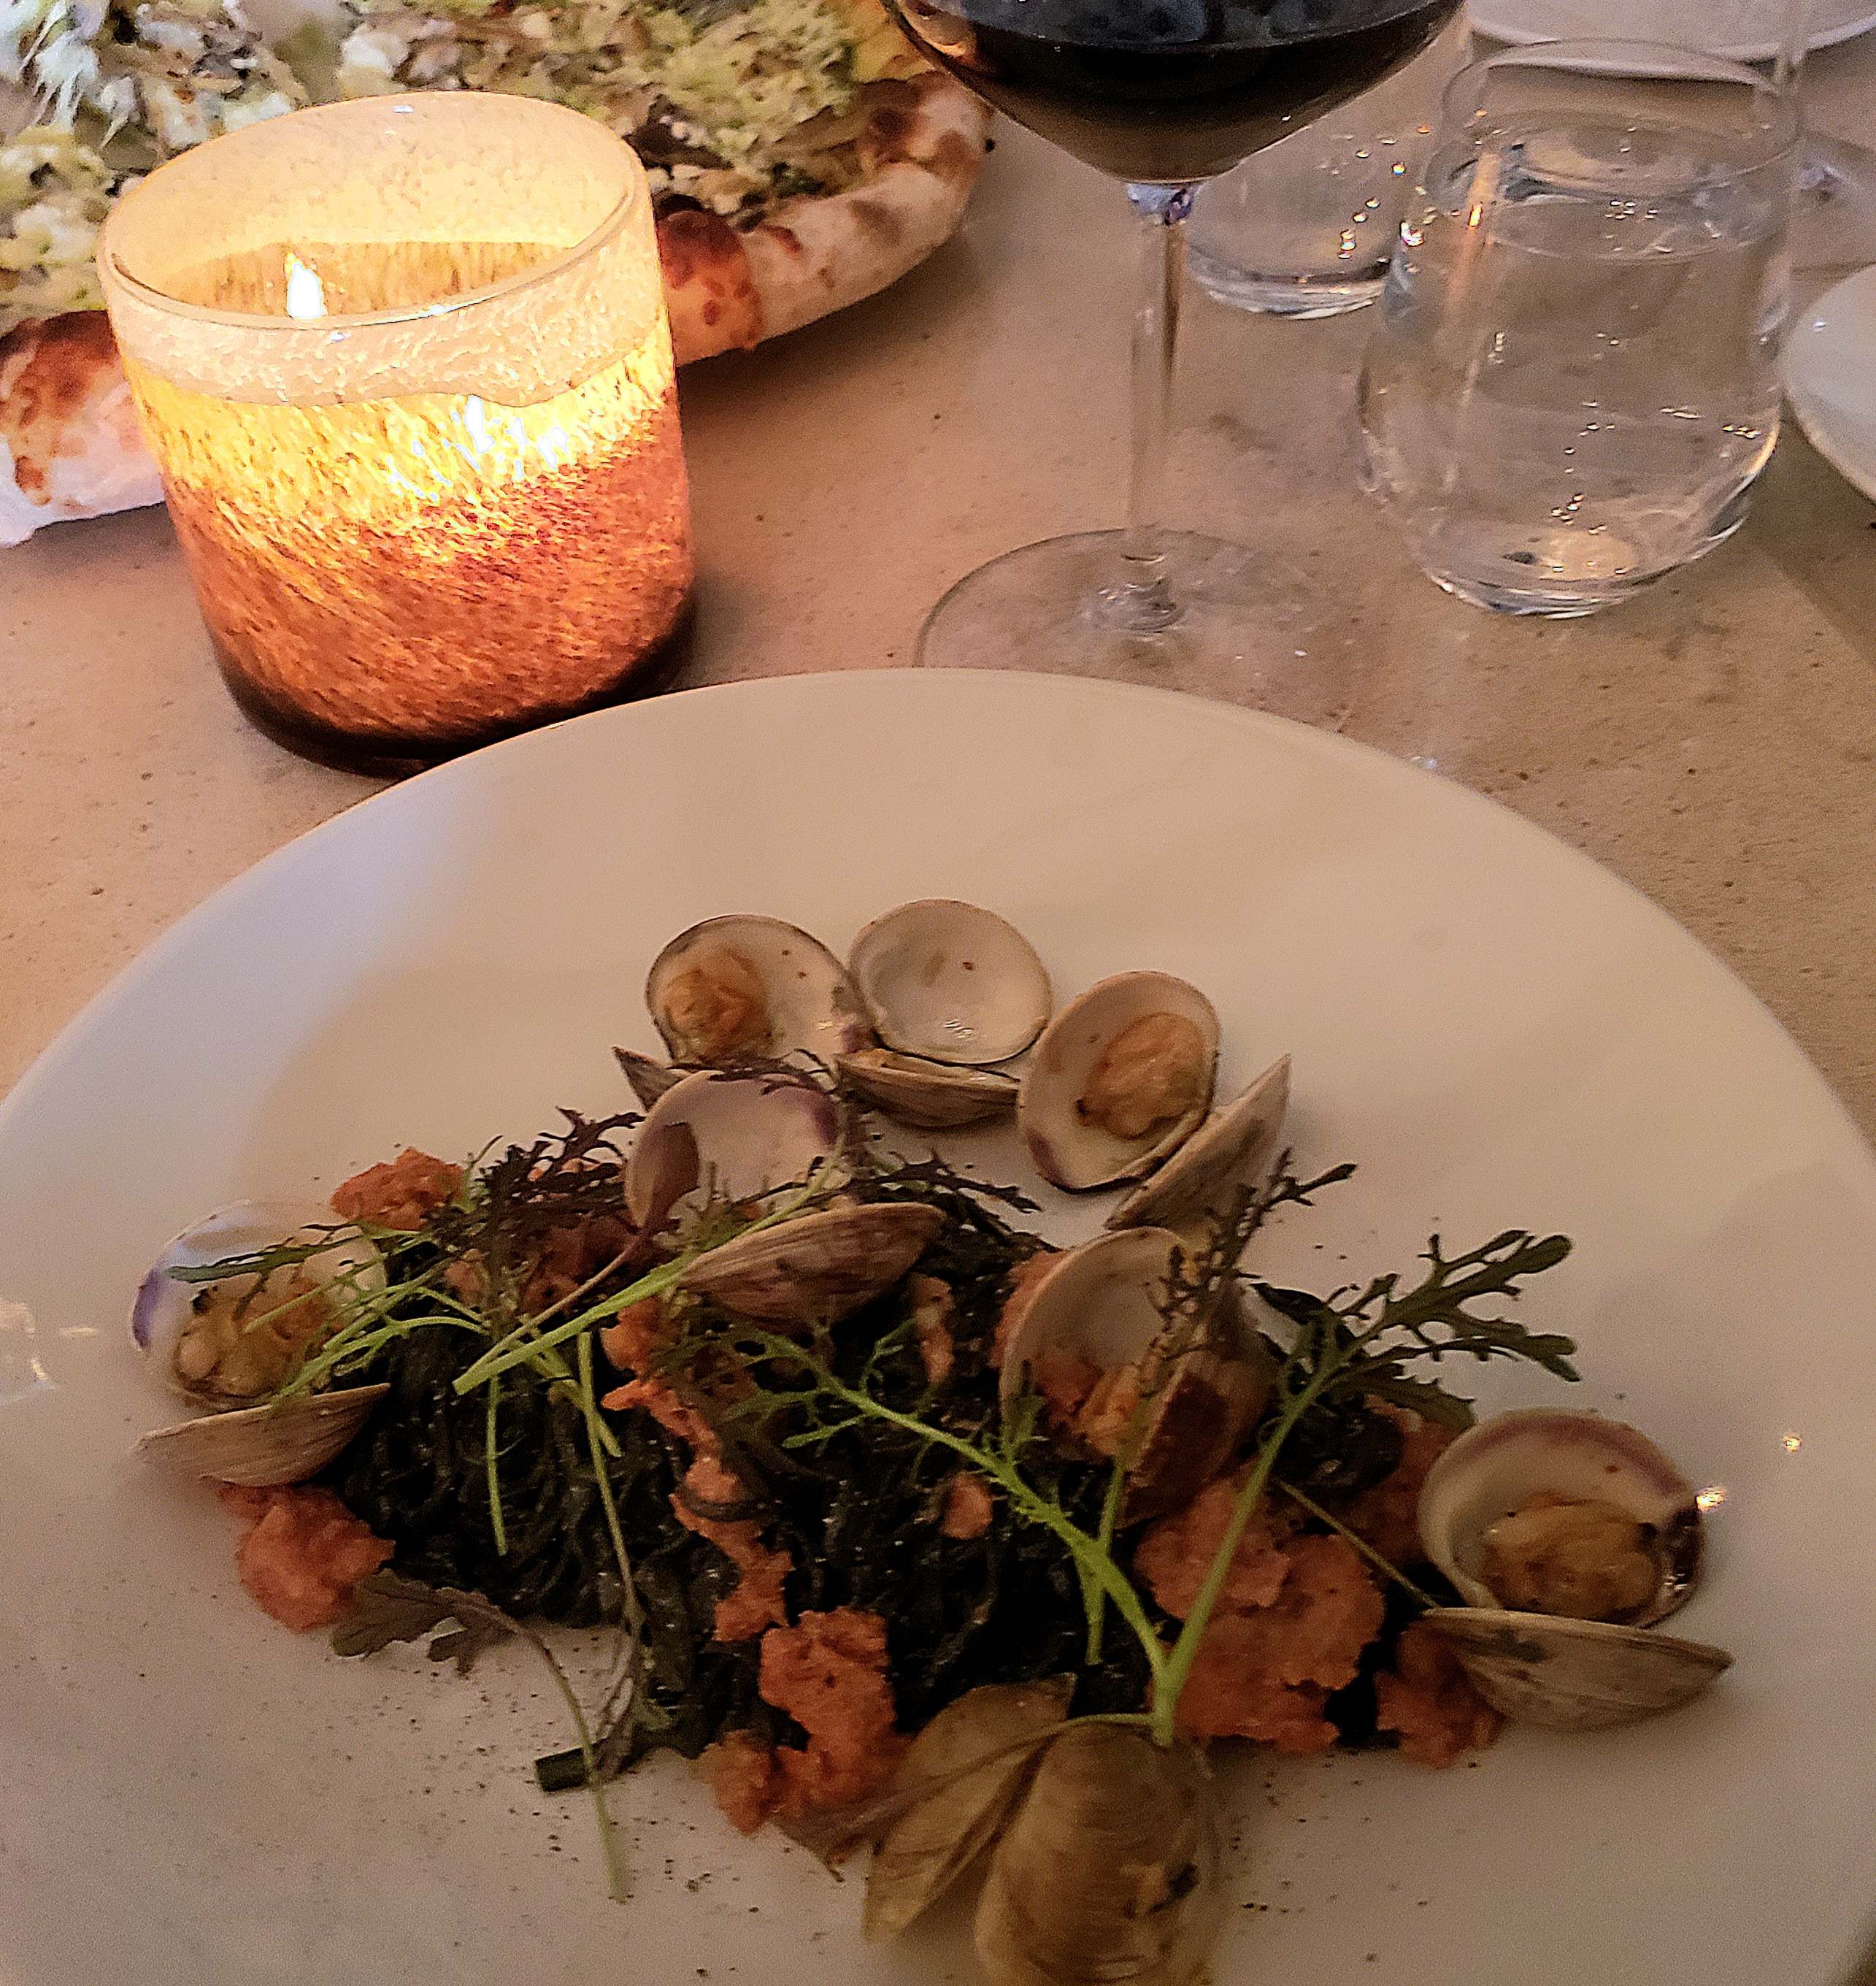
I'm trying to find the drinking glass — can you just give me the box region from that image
[883,0,1459,712]
[1189,16,1471,319]
[1357,42,1797,616]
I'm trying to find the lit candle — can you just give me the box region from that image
[99,94,694,768]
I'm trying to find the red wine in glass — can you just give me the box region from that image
[885,0,1460,714]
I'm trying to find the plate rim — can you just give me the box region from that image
[1466,0,1876,62]
[1785,262,1876,507]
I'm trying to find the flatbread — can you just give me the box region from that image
[663,71,988,360]
[0,310,162,543]
[0,10,990,544]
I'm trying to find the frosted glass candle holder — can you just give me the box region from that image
[99,93,694,768]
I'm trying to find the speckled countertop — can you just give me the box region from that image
[4,41,1875,1134]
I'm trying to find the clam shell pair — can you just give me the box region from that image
[865,1686,1222,1986]
[1017,972,1291,1243]
[130,1200,388,1487]
[1418,1409,1732,1730]
[646,904,1049,1130]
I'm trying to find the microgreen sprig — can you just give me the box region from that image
[449,1161,849,1395]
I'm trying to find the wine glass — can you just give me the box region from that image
[885,0,1458,714]
[1775,0,1876,269]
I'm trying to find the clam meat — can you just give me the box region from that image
[646,916,873,1065]
[130,1201,389,1485]
[131,1200,384,1410]
[1019,973,1220,1192]
[1106,1054,1291,1238]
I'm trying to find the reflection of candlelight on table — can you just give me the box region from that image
[99,96,694,767]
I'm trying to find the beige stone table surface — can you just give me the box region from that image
[4,39,1876,1136]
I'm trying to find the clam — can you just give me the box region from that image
[865,1678,1074,1940]
[837,1047,1019,1130]
[623,1070,846,1230]
[614,1046,690,1110]
[136,1385,391,1486]
[129,1201,388,1485]
[646,916,872,1065]
[1418,1409,1704,1625]
[131,1201,385,1410]
[1018,973,1219,1192]
[974,1725,1223,1986]
[1417,1408,1731,1730]
[997,1226,1275,1522]
[1107,1054,1291,1237]
[1420,1606,1732,1731]
[684,1201,945,1325]
[847,900,1051,1067]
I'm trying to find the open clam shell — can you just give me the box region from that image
[623,1071,845,1231]
[684,1202,944,1324]
[647,916,873,1065]
[137,1384,391,1486]
[131,1200,385,1411]
[848,900,1051,1067]
[864,1678,1073,1941]
[614,1047,691,1110]
[1418,1408,1704,1627]
[997,1226,1274,1522]
[837,1047,1019,1130]
[1422,1607,1732,1731]
[1018,973,1219,1192]
[1107,1054,1291,1237]
[974,1726,1223,1986]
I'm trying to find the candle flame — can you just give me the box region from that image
[284,251,328,322]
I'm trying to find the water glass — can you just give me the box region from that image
[1190,17,1470,319]
[1357,42,1796,616]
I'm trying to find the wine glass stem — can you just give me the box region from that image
[1102,180,1196,637]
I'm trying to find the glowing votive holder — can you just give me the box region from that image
[99,93,694,768]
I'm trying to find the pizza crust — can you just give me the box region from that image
[658,207,767,366]
[0,71,991,541]
[0,313,164,548]
[663,71,991,363]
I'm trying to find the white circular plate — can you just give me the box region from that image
[3,671,1875,1986]
[1785,263,1876,505]
[1467,0,1876,61]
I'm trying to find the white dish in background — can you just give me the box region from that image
[1785,263,1876,505]
[1467,0,1876,62]
[3,669,1875,1986]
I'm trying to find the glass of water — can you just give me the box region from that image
[1191,16,1472,319]
[1357,42,1797,616]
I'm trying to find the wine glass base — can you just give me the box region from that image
[913,529,1365,729]
[1188,245,1385,319]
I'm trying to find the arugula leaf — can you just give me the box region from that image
[331,1571,516,1672]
